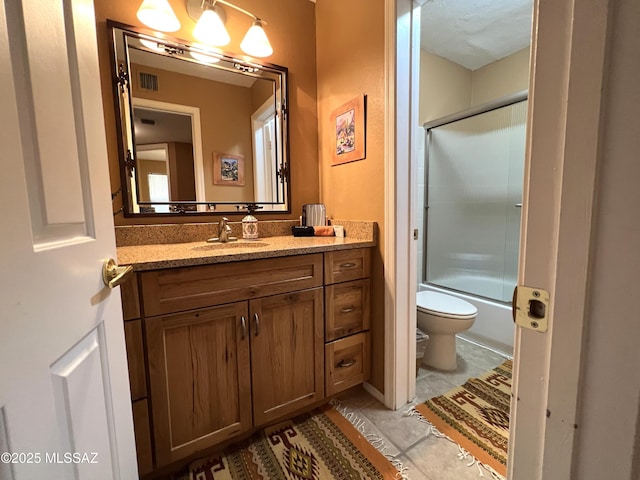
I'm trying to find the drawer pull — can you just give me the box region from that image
[339,262,357,268]
[240,316,247,340]
[253,313,260,336]
[338,359,356,368]
[339,306,356,314]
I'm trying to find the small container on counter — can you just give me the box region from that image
[242,204,260,239]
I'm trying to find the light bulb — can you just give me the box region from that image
[193,8,231,47]
[136,0,180,32]
[240,19,273,58]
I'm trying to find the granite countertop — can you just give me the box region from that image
[117,235,375,271]
[117,236,375,271]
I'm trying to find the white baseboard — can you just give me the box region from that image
[458,333,513,358]
[362,382,386,405]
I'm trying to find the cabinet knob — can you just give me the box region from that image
[240,316,247,340]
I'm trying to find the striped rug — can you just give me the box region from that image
[188,405,399,480]
[415,360,512,476]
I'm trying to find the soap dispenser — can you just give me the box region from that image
[242,204,259,240]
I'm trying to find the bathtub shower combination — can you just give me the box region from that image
[418,93,528,361]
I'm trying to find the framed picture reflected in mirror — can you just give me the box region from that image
[213,152,245,186]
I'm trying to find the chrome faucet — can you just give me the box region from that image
[205,217,237,243]
[217,217,232,242]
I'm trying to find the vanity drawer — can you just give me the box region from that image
[124,319,147,401]
[325,279,371,341]
[140,253,323,316]
[324,249,371,285]
[325,332,371,396]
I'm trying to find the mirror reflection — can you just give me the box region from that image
[110,23,289,215]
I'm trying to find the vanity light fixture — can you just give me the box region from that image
[240,19,273,58]
[186,0,273,58]
[136,0,181,32]
[192,5,230,46]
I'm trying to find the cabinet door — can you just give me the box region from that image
[146,302,251,467]
[250,288,324,425]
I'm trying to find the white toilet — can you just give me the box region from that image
[417,291,478,371]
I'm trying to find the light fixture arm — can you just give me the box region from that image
[186,0,273,57]
[200,0,267,24]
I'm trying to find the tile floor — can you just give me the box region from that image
[336,337,511,480]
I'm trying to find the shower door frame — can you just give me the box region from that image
[422,91,528,303]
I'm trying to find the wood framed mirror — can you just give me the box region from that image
[108,21,289,216]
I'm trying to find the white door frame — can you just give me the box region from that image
[251,96,277,204]
[507,0,609,477]
[387,0,613,476]
[131,98,205,208]
[384,0,419,410]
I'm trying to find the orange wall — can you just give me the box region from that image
[251,78,275,112]
[94,0,318,224]
[316,0,386,392]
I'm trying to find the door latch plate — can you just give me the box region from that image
[513,286,550,333]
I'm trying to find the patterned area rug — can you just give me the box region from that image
[415,360,512,477]
[188,405,399,479]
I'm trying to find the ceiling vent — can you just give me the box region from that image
[139,72,158,91]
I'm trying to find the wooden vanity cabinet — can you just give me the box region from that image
[138,253,325,469]
[119,249,371,474]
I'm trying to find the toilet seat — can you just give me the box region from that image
[416,291,477,320]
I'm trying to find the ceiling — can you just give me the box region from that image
[419,0,533,71]
[133,108,193,145]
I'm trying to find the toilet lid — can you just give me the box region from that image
[416,291,477,319]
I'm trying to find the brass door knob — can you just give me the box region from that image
[102,258,133,289]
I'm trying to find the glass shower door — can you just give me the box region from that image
[425,100,527,303]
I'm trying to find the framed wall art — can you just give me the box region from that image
[330,95,366,166]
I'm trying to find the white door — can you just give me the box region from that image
[0,1,137,479]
